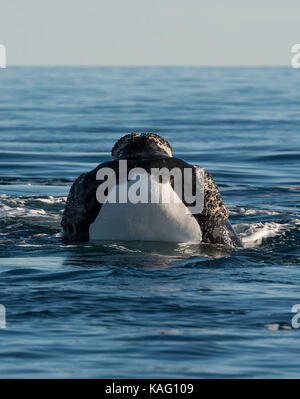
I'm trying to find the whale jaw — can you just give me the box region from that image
[89,180,202,243]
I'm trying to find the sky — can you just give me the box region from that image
[0,0,299,66]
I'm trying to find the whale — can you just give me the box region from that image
[61,133,243,247]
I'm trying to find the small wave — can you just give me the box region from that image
[274,186,300,193]
[103,243,143,253]
[236,219,300,248]
[230,207,281,216]
[0,195,65,255]
[0,205,47,218]
[0,195,66,219]
[35,196,66,205]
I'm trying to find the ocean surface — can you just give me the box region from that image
[0,66,299,378]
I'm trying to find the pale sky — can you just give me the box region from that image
[0,0,299,66]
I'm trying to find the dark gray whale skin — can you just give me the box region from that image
[61,153,243,248]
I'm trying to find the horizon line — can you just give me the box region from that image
[3,64,291,68]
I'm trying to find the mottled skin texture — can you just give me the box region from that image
[196,168,241,247]
[112,132,173,159]
[61,133,243,247]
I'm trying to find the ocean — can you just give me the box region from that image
[0,66,299,378]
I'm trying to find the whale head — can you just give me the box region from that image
[112,133,173,159]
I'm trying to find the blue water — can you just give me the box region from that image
[0,67,299,378]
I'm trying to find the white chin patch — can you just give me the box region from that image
[89,175,201,243]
